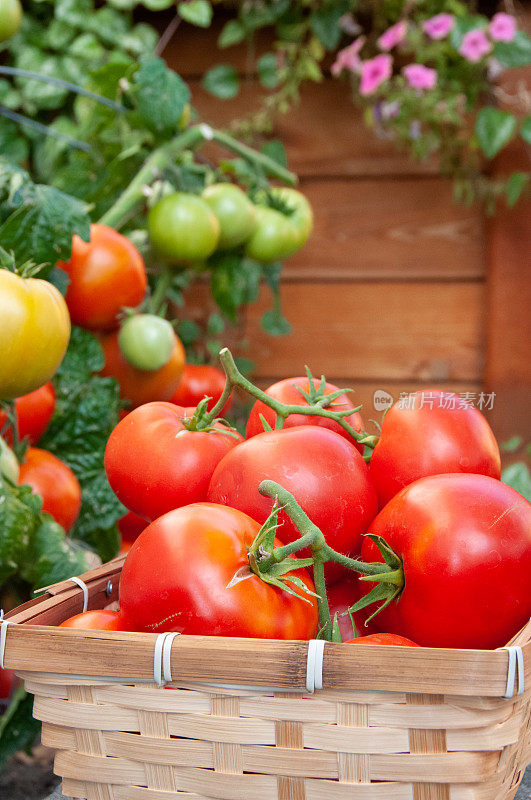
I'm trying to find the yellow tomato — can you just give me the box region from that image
[0,271,71,399]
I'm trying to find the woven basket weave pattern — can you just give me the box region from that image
[4,559,530,800]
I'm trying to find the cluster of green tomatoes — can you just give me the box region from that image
[147,184,313,265]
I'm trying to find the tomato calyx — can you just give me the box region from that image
[231,479,405,642]
[177,397,239,438]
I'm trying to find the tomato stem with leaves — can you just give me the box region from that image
[205,347,377,446]
[253,480,404,641]
[99,124,297,231]
[149,265,173,317]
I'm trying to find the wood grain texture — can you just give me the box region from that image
[183,281,485,381]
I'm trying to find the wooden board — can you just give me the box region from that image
[189,79,438,179]
[285,179,484,280]
[185,282,486,382]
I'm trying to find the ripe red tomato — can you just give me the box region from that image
[105,402,243,521]
[58,224,147,331]
[118,511,147,543]
[327,577,377,642]
[347,633,419,646]
[246,377,364,454]
[0,382,55,446]
[18,448,81,532]
[360,473,531,649]
[170,364,232,415]
[0,668,16,707]
[59,610,128,631]
[119,503,318,638]
[100,330,185,408]
[370,390,501,507]
[207,427,378,584]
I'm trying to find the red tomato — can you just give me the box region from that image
[119,503,318,638]
[59,224,147,331]
[118,511,147,543]
[347,633,419,646]
[170,364,232,415]
[246,377,364,454]
[18,448,81,532]
[327,577,377,642]
[100,330,185,408]
[59,610,128,631]
[0,382,55,446]
[0,668,16,709]
[370,390,501,507]
[207,427,378,584]
[105,402,243,521]
[360,473,531,649]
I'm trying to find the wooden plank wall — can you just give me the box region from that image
[160,15,501,425]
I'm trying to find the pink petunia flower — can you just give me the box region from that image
[458,29,492,62]
[403,63,438,90]
[359,54,393,95]
[489,13,517,43]
[422,13,455,39]
[377,21,407,51]
[331,37,365,76]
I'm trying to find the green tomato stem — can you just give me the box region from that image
[98,125,297,232]
[204,348,367,442]
[149,265,174,317]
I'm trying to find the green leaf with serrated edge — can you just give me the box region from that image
[257,53,280,89]
[475,108,517,160]
[202,64,239,99]
[494,31,531,68]
[502,462,531,503]
[178,0,213,27]
[310,2,348,50]
[21,516,89,589]
[133,57,190,131]
[0,479,37,587]
[0,687,42,772]
[219,19,246,48]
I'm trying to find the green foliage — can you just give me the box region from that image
[202,64,239,99]
[502,462,531,503]
[177,0,213,28]
[0,479,90,593]
[40,327,124,562]
[494,31,531,68]
[475,108,516,159]
[0,158,90,271]
[133,57,191,132]
[0,686,42,773]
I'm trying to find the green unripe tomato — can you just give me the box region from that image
[0,0,22,42]
[118,314,176,372]
[0,437,19,483]
[148,193,220,264]
[202,183,257,250]
[272,187,313,247]
[245,207,299,263]
[177,103,192,132]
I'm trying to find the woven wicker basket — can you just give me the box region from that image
[2,556,530,800]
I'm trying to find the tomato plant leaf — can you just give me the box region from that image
[260,140,287,168]
[210,254,261,321]
[521,117,531,144]
[40,328,125,561]
[505,173,528,208]
[133,57,191,131]
[202,65,239,99]
[475,107,516,159]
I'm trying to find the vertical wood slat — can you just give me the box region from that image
[276,693,305,800]
[138,686,177,792]
[211,694,244,775]
[337,701,371,784]
[407,694,449,800]
[67,685,112,800]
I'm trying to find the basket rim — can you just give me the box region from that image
[3,557,530,698]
